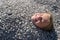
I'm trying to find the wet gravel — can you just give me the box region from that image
[0,0,60,40]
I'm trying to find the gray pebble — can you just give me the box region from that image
[0,0,59,40]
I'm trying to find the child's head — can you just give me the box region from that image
[31,12,53,30]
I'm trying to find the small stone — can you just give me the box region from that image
[19,22,22,24]
[16,19,19,22]
[8,13,12,15]
[31,12,53,31]
[0,19,1,22]
[56,13,59,16]
[18,33,21,35]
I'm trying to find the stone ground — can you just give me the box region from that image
[0,0,60,40]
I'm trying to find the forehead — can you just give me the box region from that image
[43,13,50,17]
[31,12,51,20]
[35,13,50,17]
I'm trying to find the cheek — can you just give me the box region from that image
[42,20,50,26]
[43,19,50,23]
[42,19,50,25]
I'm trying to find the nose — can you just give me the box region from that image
[34,16,42,22]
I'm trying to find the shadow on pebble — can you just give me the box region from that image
[0,28,16,40]
[0,17,58,40]
[34,0,52,5]
[35,26,58,40]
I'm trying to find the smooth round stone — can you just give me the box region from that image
[31,12,53,31]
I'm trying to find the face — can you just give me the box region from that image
[31,13,51,28]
